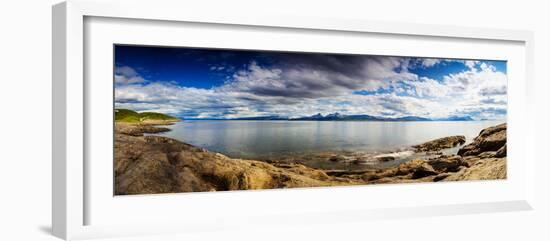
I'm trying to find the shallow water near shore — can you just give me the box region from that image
[152,120,502,167]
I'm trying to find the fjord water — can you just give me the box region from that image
[155,120,503,160]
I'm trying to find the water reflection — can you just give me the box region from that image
[155,120,502,160]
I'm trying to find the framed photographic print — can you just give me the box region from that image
[53,0,535,240]
[113,44,509,195]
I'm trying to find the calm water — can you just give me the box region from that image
[153,120,503,160]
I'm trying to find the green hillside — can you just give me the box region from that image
[115,109,179,123]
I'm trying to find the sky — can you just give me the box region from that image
[114,45,508,120]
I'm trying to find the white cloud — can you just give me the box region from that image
[438,63,507,119]
[464,60,480,70]
[115,59,507,120]
[399,77,450,98]
[420,59,441,68]
[114,66,146,84]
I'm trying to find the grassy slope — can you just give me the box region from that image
[115,109,179,123]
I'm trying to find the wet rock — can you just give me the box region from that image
[352,158,367,165]
[375,156,396,162]
[338,159,439,183]
[329,155,346,162]
[413,135,466,152]
[366,159,439,180]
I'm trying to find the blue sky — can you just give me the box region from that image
[114,45,508,120]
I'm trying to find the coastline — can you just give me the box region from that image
[114,121,507,195]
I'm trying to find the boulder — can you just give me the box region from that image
[458,123,506,156]
[427,155,469,173]
[361,159,438,182]
[394,159,438,178]
[411,164,438,179]
[413,135,466,152]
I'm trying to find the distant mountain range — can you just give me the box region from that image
[190,112,474,121]
[289,113,473,121]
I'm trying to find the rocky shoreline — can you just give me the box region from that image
[114,122,507,195]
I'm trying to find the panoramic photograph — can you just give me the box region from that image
[113,45,508,195]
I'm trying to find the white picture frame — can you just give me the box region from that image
[52,0,536,240]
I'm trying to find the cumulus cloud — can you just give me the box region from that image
[115,56,507,120]
[396,77,450,98]
[464,60,480,70]
[480,85,507,96]
[115,66,147,85]
[221,56,417,99]
[420,59,441,68]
